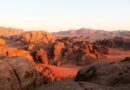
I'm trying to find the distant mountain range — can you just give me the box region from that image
[0,27,130,41]
[53,28,130,41]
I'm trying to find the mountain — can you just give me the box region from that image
[53,28,130,41]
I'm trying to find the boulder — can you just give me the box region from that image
[75,57,130,87]
[0,56,36,90]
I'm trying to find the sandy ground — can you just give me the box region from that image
[105,48,130,61]
[37,64,80,78]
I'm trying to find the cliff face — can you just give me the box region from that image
[20,31,55,44]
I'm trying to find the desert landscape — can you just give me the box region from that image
[0,27,130,90]
[0,0,130,90]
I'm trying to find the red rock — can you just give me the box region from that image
[75,57,130,87]
[37,49,48,64]
[35,64,55,84]
[0,56,36,90]
[0,39,6,46]
[0,47,34,63]
[20,31,55,44]
[53,41,65,65]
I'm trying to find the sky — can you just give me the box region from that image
[0,0,130,32]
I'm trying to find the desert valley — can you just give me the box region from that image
[0,27,130,90]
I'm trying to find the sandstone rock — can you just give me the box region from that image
[0,61,21,90]
[77,54,97,66]
[35,64,56,84]
[94,39,115,47]
[0,47,34,63]
[0,39,6,46]
[75,57,130,87]
[37,49,48,64]
[93,45,110,55]
[0,56,36,90]
[77,82,130,90]
[36,81,83,90]
[53,41,65,65]
[28,44,35,51]
[20,31,55,44]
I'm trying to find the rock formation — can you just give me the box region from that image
[0,38,6,46]
[0,47,34,62]
[20,31,55,44]
[75,57,130,88]
[0,56,36,90]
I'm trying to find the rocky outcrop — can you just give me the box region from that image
[53,41,65,65]
[0,39,6,46]
[36,49,49,64]
[51,38,103,66]
[75,57,130,88]
[0,56,36,90]
[35,64,56,84]
[0,47,34,62]
[20,31,55,44]
[93,45,110,55]
[77,54,97,66]
[94,37,130,49]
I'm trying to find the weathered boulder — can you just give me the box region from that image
[0,61,21,90]
[75,57,130,87]
[0,56,36,90]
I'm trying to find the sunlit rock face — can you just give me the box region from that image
[0,56,36,90]
[20,31,55,44]
[53,41,65,65]
[0,38,6,46]
[0,47,34,63]
[50,37,103,66]
[75,57,130,87]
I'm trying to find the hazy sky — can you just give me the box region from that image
[0,0,130,32]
